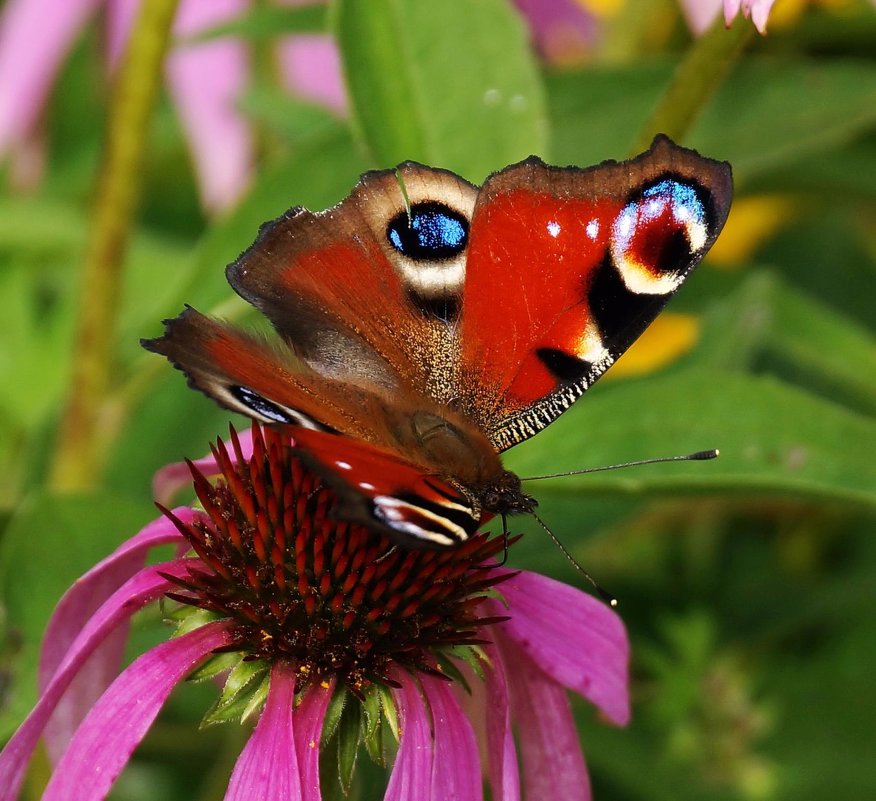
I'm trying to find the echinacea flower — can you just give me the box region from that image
[512,0,599,63]
[722,0,777,32]
[0,423,629,800]
[678,0,778,35]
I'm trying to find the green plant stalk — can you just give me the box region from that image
[630,15,754,155]
[49,0,180,492]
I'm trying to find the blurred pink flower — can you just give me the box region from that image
[513,0,599,63]
[0,0,344,212]
[723,0,777,32]
[678,0,777,35]
[0,424,629,800]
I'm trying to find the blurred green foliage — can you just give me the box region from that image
[0,1,874,799]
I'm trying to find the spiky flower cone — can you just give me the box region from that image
[162,424,513,696]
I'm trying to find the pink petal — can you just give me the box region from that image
[226,662,301,801]
[294,681,333,801]
[42,621,232,801]
[421,676,482,801]
[748,0,775,33]
[512,0,597,62]
[38,510,193,760]
[0,0,102,154]
[386,677,433,801]
[153,429,254,504]
[481,645,520,801]
[723,0,775,33]
[500,635,591,801]
[7,131,47,190]
[41,625,130,764]
[167,0,254,212]
[0,559,206,801]
[277,34,347,115]
[40,508,192,688]
[105,0,138,67]
[678,0,722,34]
[495,570,630,725]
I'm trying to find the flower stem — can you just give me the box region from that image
[629,16,754,156]
[49,0,180,492]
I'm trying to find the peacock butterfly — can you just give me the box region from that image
[144,135,732,549]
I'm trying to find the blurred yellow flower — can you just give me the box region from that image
[707,195,799,267]
[608,313,700,378]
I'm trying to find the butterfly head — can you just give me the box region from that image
[479,469,537,518]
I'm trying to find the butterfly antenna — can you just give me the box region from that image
[531,511,617,607]
[393,169,413,223]
[522,449,719,482]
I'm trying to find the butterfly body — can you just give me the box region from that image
[145,136,732,549]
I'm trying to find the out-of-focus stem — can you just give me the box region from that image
[630,16,753,156]
[49,0,180,492]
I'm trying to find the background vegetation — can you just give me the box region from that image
[0,0,874,799]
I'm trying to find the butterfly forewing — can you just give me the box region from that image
[458,136,732,450]
[226,164,478,399]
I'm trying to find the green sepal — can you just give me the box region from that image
[322,684,348,743]
[167,606,220,635]
[335,696,362,795]
[437,644,489,688]
[362,685,382,741]
[361,684,395,767]
[435,659,470,694]
[187,650,240,683]
[200,660,269,728]
[378,685,399,743]
[240,672,271,725]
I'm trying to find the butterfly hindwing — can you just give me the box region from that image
[144,307,396,442]
[289,427,480,548]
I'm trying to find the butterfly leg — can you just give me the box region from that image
[494,514,510,567]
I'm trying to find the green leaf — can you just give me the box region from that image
[506,370,876,511]
[691,58,876,184]
[546,63,670,167]
[0,197,87,256]
[333,0,547,179]
[547,57,876,184]
[239,88,341,145]
[0,257,76,431]
[443,644,486,682]
[696,273,876,415]
[181,4,327,43]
